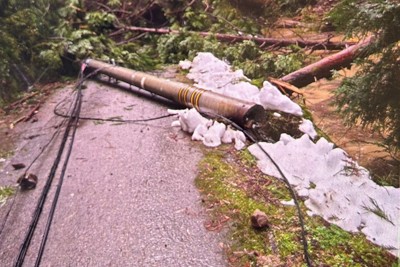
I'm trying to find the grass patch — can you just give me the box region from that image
[308,219,398,267]
[196,146,398,266]
[0,149,14,160]
[0,145,15,169]
[0,186,16,206]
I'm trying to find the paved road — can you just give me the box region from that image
[0,79,226,266]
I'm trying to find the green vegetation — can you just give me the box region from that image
[278,0,316,13]
[0,0,312,105]
[0,0,63,102]
[157,34,307,79]
[195,148,274,265]
[0,186,16,206]
[196,146,397,266]
[0,148,14,160]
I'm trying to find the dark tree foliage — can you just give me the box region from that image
[330,0,400,156]
[0,0,282,105]
[0,0,312,105]
[0,0,156,104]
[0,0,64,103]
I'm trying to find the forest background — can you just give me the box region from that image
[0,0,399,178]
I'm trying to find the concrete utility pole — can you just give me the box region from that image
[84,59,265,128]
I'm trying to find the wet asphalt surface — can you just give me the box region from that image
[0,79,226,266]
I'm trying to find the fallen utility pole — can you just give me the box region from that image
[280,37,373,88]
[120,26,355,50]
[84,59,265,128]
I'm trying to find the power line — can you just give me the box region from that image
[54,107,175,124]
[14,68,86,267]
[212,114,313,267]
[0,92,75,239]
[34,72,84,267]
[12,65,177,266]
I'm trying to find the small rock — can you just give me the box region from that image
[251,209,269,229]
[12,163,26,170]
[17,173,38,190]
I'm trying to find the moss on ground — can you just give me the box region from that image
[196,146,398,266]
[0,186,16,206]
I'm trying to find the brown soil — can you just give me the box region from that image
[265,0,400,187]
[302,71,399,187]
[0,83,63,163]
[251,111,303,142]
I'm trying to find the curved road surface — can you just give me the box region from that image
[0,79,226,266]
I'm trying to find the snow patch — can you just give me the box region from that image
[168,108,211,133]
[253,81,303,116]
[248,135,400,256]
[170,108,246,150]
[281,199,295,206]
[170,53,400,255]
[178,59,192,70]
[187,53,303,116]
[171,52,308,150]
[203,121,226,147]
[299,119,318,139]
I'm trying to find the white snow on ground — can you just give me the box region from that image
[172,52,400,256]
[299,119,318,139]
[174,52,310,148]
[168,108,246,149]
[181,52,303,116]
[168,108,212,133]
[248,135,400,256]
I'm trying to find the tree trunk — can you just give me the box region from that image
[121,26,355,50]
[280,37,373,88]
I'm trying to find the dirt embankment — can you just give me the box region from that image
[302,74,398,186]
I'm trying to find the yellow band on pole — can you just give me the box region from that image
[84,59,266,128]
[194,89,204,110]
[183,87,190,105]
[190,88,197,107]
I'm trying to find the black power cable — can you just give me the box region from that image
[0,88,75,240]
[54,105,175,124]
[250,139,312,267]
[212,115,313,267]
[14,69,86,267]
[34,72,84,267]
[0,122,66,239]
[13,64,177,266]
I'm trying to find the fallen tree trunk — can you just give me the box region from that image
[122,26,355,50]
[280,37,373,88]
[275,19,314,29]
[6,91,39,110]
[10,103,41,128]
